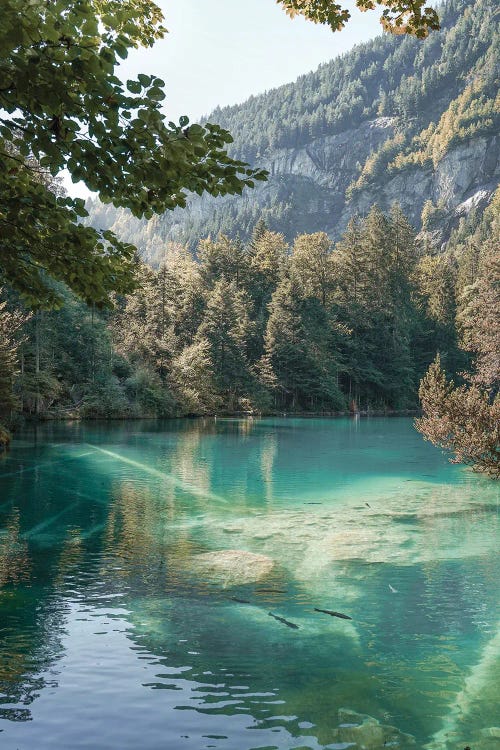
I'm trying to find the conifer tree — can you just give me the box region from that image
[260,275,344,410]
[155,244,206,350]
[248,229,289,301]
[170,339,219,415]
[332,216,366,307]
[417,193,499,475]
[198,235,249,289]
[244,227,290,362]
[195,279,255,410]
[290,232,334,307]
[112,264,177,380]
[413,252,461,373]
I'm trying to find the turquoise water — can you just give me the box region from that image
[0,417,498,750]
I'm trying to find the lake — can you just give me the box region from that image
[0,417,498,750]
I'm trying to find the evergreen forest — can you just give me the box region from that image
[0,0,498,476]
[2,194,497,439]
[0,1,499,748]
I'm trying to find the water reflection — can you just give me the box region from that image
[0,418,498,749]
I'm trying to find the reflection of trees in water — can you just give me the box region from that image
[0,525,85,722]
[101,481,199,593]
[164,426,212,506]
[166,417,276,507]
[0,509,30,588]
[260,431,277,503]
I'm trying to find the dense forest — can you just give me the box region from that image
[86,0,499,258]
[1,194,497,439]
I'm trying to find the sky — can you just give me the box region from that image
[66,0,381,197]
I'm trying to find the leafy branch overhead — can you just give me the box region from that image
[0,0,267,307]
[278,0,440,38]
[0,0,438,308]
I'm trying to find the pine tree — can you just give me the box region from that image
[245,227,290,362]
[417,193,500,475]
[195,278,255,410]
[290,232,334,307]
[247,228,289,308]
[112,264,177,380]
[157,243,205,350]
[170,339,219,415]
[17,309,63,416]
[198,235,249,289]
[260,275,344,411]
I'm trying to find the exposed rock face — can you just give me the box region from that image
[342,133,499,239]
[251,127,500,242]
[84,0,498,257]
[87,126,499,258]
[267,117,396,189]
[191,549,275,587]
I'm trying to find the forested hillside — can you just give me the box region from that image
[86,0,499,262]
[2,193,498,426]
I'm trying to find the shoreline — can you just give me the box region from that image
[8,408,421,426]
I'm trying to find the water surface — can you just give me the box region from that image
[0,418,498,749]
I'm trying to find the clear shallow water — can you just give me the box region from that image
[0,417,498,750]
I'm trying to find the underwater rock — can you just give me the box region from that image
[332,709,416,749]
[192,549,275,587]
[204,484,498,603]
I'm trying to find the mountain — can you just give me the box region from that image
[86,0,499,263]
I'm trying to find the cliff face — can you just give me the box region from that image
[240,122,500,240]
[341,131,500,236]
[86,0,499,261]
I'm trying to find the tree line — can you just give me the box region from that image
[0,203,474,418]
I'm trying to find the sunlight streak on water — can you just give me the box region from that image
[86,443,228,503]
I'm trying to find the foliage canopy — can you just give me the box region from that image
[0,0,267,307]
[279,0,439,37]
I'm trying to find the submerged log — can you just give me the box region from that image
[268,612,299,629]
[314,607,352,620]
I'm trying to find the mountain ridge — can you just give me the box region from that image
[86,0,499,263]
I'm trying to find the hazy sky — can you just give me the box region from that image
[67,0,381,197]
[123,0,381,121]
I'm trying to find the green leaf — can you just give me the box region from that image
[127,79,141,94]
